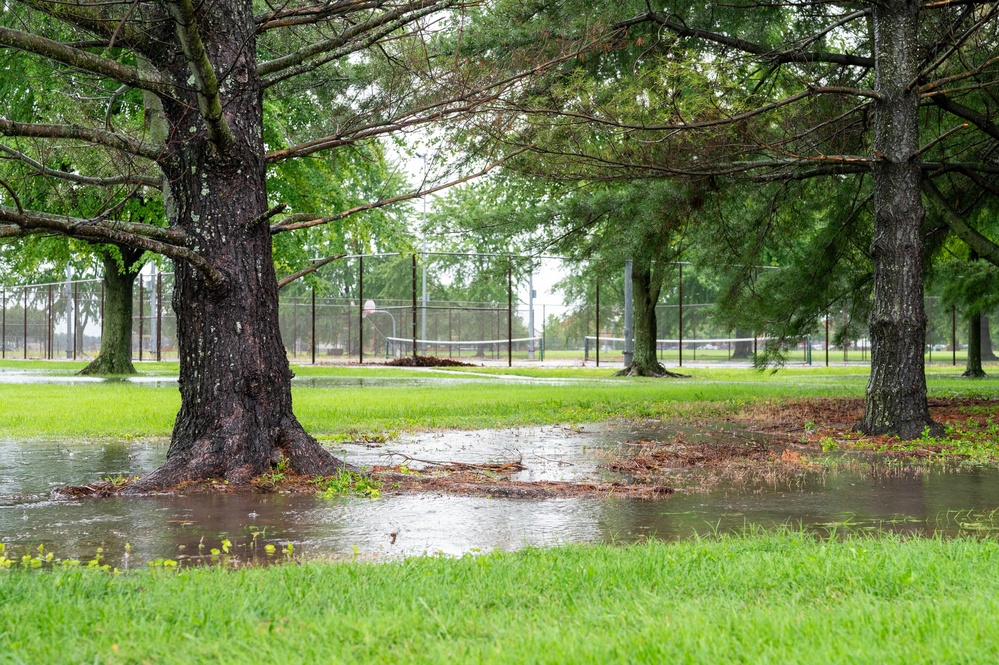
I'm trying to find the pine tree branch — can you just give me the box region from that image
[271,149,528,234]
[923,178,999,267]
[277,254,346,289]
[19,0,155,51]
[621,11,875,68]
[166,0,234,151]
[256,0,382,32]
[925,93,999,141]
[258,1,443,78]
[0,204,223,287]
[0,117,165,161]
[0,145,162,188]
[0,25,173,96]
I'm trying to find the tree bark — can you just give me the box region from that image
[964,310,986,377]
[128,0,347,490]
[982,315,997,361]
[858,0,943,439]
[731,329,752,360]
[78,248,141,376]
[615,261,687,378]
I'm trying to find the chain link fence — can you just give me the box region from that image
[0,256,986,367]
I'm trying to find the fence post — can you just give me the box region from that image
[542,304,546,362]
[47,284,53,359]
[507,259,513,368]
[100,281,104,348]
[358,256,364,365]
[73,282,78,360]
[23,288,27,359]
[156,273,163,362]
[595,275,600,368]
[952,305,957,366]
[1,287,5,360]
[678,263,683,367]
[138,276,144,362]
[825,311,830,367]
[311,287,316,365]
[412,253,418,360]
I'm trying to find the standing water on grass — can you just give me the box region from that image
[2,423,999,566]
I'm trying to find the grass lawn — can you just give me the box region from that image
[0,362,996,440]
[1,533,998,663]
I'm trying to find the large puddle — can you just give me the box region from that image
[2,424,999,566]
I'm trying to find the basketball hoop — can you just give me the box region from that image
[362,299,377,317]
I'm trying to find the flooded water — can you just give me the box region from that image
[3,423,999,566]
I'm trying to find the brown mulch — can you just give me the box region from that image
[385,355,478,368]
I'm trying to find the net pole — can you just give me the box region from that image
[47,284,53,360]
[507,259,513,368]
[358,256,364,365]
[595,275,600,368]
[138,276,144,362]
[73,282,78,360]
[156,274,163,362]
[412,253,417,361]
[678,263,683,368]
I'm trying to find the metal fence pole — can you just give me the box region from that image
[73,282,78,360]
[678,263,683,367]
[507,260,513,368]
[595,275,600,368]
[1,288,5,360]
[952,305,957,366]
[23,288,27,359]
[311,287,316,365]
[47,284,53,360]
[138,276,144,362]
[100,281,104,348]
[825,312,830,367]
[412,253,418,360]
[358,256,364,365]
[156,273,163,362]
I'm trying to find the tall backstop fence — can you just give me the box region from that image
[0,255,984,367]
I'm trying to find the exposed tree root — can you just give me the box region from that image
[963,368,988,378]
[119,422,352,494]
[614,362,690,378]
[78,354,137,376]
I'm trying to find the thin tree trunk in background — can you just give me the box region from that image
[964,310,986,377]
[616,261,686,377]
[79,248,142,376]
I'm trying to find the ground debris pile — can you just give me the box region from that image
[385,355,478,368]
[606,431,817,475]
[736,397,999,460]
[371,466,673,499]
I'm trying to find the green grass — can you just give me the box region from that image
[0,364,995,440]
[2,533,999,663]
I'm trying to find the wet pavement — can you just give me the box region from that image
[3,424,999,566]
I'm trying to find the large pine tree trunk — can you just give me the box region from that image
[858,0,943,439]
[964,310,986,377]
[616,262,686,377]
[129,0,345,490]
[79,248,140,376]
